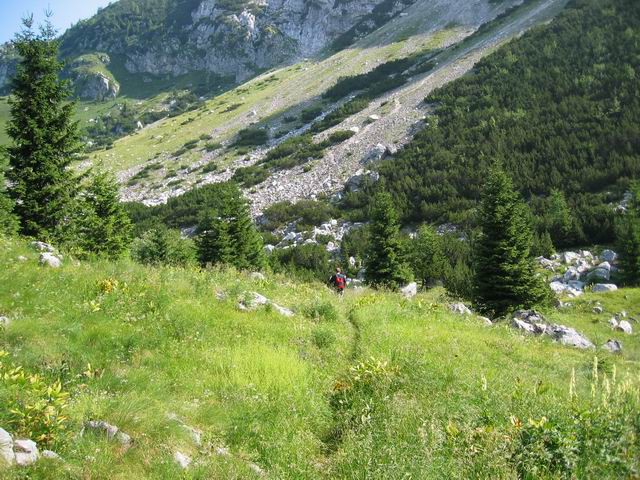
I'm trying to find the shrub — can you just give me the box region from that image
[235,127,268,147]
[131,227,197,266]
[0,351,70,447]
[303,301,338,322]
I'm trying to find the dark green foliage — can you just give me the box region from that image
[78,171,132,257]
[323,57,413,101]
[327,130,355,144]
[197,183,265,270]
[124,182,240,234]
[531,190,583,248]
[300,106,323,123]
[231,164,270,187]
[531,230,556,259]
[350,0,640,246]
[473,166,549,317]
[410,225,446,288]
[234,127,268,147]
[131,226,197,266]
[340,225,370,276]
[310,97,370,134]
[365,191,412,289]
[0,154,18,235]
[270,243,331,282]
[260,199,338,231]
[7,19,82,241]
[616,184,640,286]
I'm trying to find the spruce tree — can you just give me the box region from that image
[473,165,549,317]
[6,17,81,240]
[411,224,445,288]
[0,153,18,235]
[365,191,411,289]
[197,183,264,269]
[616,184,640,286]
[80,171,132,257]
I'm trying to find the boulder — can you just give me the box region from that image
[0,316,9,327]
[13,439,39,467]
[602,339,623,353]
[478,316,493,326]
[264,244,275,254]
[400,282,417,299]
[563,267,580,282]
[363,143,387,163]
[592,283,617,293]
[600,249,617,263]
[449,302,471,315]
[249,292,269,307]
[549,281,567,294]
[174,451,192,469]
[511,318,539,334]
[546,324,594,349]
[348,256,356,268]
[592,306,603,314]
[39,253,62,268]
[616,320,633,334]
[0,428,14,467]
[586,267,609,282]
[367,114,380,121]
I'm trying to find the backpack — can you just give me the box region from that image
[335,274,346,289]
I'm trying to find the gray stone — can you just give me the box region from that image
[39,253,62,268]
[593,283,618,293]
[586,267,610,281]
[250,272,266,281]
[14,439,39,467]
[174,451,192,469]
[561,251,579,264]
[400,282,417,299]
[546,324,594,349]
[31,241,56,253]
[272,303,294,317]
[264,244,276,254]
[449,302,471,315]
[592,306,603,314]
[83,421,132,448]
[616,320,633,334]
[603,339,623,353]
[600,249,617,263]
[563,267,580,282]
[478,316,493,326]
[511,318,538,334]
[0,428,14,467]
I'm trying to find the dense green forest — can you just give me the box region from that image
[346,0,640,245]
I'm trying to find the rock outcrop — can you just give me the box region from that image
[511,310,594,349]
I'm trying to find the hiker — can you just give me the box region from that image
[329,267,347,295]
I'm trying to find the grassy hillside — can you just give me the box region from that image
[0,235,638,478]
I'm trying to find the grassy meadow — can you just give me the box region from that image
[0,235,638,479]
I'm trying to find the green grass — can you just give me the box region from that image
[0,97,9,145]
[0,235,638,478]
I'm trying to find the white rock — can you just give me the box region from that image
[478,316,493,326]
[14,439,39,467]
[272,303,294,317]
[174,451,192,469]
[549,281,567,294]
[250,293,269,306]
[0,428,14,466]
[348,256,356,268]
[41,450,62,461]
[264,244,275,254]
[83,421,132,448]
[0,316,9,327]
[368,114,380,121]
[449,302,471,315]
[616,320,633,334]
[562,251,579,264]
[511,318,537,334]
[592,306,603,314]
[547,324,594,349]
[39,253,62,268]
[592,283,618,293]
[563,267,580,282]
[400,282,417,299]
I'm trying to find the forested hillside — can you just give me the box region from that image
[348,0,639,244]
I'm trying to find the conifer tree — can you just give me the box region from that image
[473,165,549,317]
[616,184,640,286]
[0,154,18,235]
[80,171,132,257]
[6,16,81,240]
[411,224,445,288]
[197,183,264,269]
[365,191,411,289]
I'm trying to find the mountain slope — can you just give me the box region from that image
[86,0,537,206]
[0,236,638,478]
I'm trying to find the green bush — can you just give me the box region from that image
[235,127,268,147]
